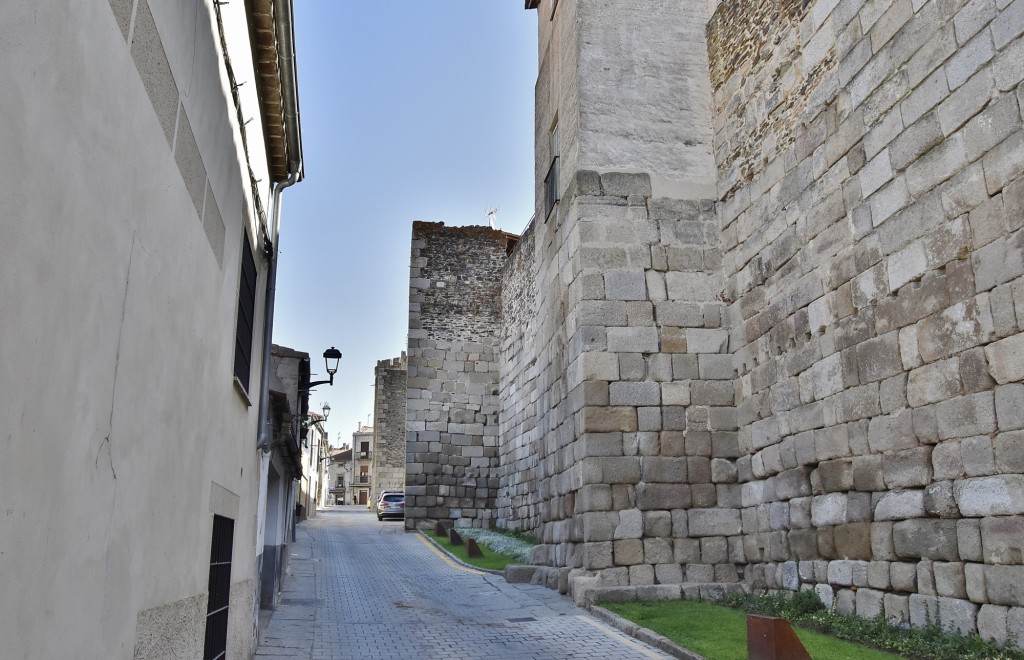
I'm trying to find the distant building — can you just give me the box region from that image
[326,445,353,505]
[351,424,374,505]
[372,354,408,500]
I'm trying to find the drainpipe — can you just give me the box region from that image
[256,0,303,452]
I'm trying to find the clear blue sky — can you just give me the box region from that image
[274,2,538,447]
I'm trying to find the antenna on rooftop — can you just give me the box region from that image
[486,206,500,229]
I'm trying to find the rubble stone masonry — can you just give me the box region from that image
[372,355,407,498]
[405,223,513,529]
[406,0,1024,645]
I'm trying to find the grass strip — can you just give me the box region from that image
[426,530,520,572]
[601,599,901,660]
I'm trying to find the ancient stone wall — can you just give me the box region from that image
[404,222,512,529]
[496,223,541,530]
[711,0,1024,641]
[407,0,1024,644]
[372,354,407,498]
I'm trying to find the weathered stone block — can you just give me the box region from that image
[934,561,967,598]
[996,384,1024,431]
[893,519,960,560]
[687,508,741,537]
[980,515,1024,564]
[935,392,997,439]
[966,562,987,603]
[987,565,1024,606]
[635,483,691,510]
[812,493,848,527]
[834,523,873,560]
[925,480,961,518]
[613,539,645,566]
[986,333,1024,384]
[607,327,659,354]
[959,519,984,561]
[875,490,926,520]
[977,604,1009,645]
[961,435,996,476]
[614,509,643,540]
[884,446,934,488]
[907,358,963,407]
[955,475,1024,516]
[609,382,663,411]
[604,270,648,301]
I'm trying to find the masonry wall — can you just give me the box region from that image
[373,355,408,498]
[709,0,1024,640]
[404,223,511,529]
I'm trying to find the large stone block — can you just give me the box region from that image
[687,508,741,537]
[985,333,1024,384]
[883,446,934,488]
[875,490,928,522]
[980,515,1024,564]
[635,483,691,510]
[582,407,638,433]
[907,358,963,407]
[994,430,1024,474]
[811,493,848,526]
[834,523,873,560]
[935,392,997,439]
[986,565,1024,606]
[955,475,1024,516]
[613,539,645,566]
[893,519,960,560]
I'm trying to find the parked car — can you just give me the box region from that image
[376,492,404,521]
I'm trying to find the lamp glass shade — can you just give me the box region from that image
[323,347,342,376]
[322,402,331,420]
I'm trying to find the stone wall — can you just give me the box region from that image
[372,354,407,498]
[404,222,513,529]
[710,0,1024,641]
[407,0,1024,644]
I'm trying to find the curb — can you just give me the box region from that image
[588,605,705,660]
[414,530,505,575]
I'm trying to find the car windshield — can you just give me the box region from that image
[382,495,403,503]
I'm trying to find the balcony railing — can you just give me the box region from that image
[358,475,368,484]
[357,451,370,460]
[543,156,559,220]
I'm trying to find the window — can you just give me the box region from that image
[544,123,559,220]
[203,515,234,660]
[233,231,258,391]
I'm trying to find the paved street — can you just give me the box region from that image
[255,506,670,660]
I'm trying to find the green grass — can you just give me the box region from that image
[601,599,901,660]
[426,530,521,572]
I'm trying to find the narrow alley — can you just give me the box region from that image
[255,507,670,660]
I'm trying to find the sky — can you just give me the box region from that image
[273,2,538,448]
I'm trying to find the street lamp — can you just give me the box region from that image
[303,347,342,391]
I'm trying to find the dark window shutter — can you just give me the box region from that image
[233,233,257,391]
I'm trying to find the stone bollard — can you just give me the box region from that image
[434,521,446,537]
[448,529,464,546]
[466,538,484,558]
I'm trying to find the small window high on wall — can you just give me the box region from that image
[544,123,559,220]
[233,231,257,392]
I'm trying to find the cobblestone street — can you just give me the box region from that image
[255,506,670,660]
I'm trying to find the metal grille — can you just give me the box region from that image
[543,156,559,220]
[233,232,257,391]
[203,515,234,660]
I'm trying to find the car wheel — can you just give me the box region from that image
[377,515,383,521]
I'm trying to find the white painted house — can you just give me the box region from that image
[0,0,304,657]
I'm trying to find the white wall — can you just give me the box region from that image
[0,1,280,657]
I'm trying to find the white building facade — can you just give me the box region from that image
[0,1,304,657]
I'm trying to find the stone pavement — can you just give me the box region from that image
[255,505,671,660]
